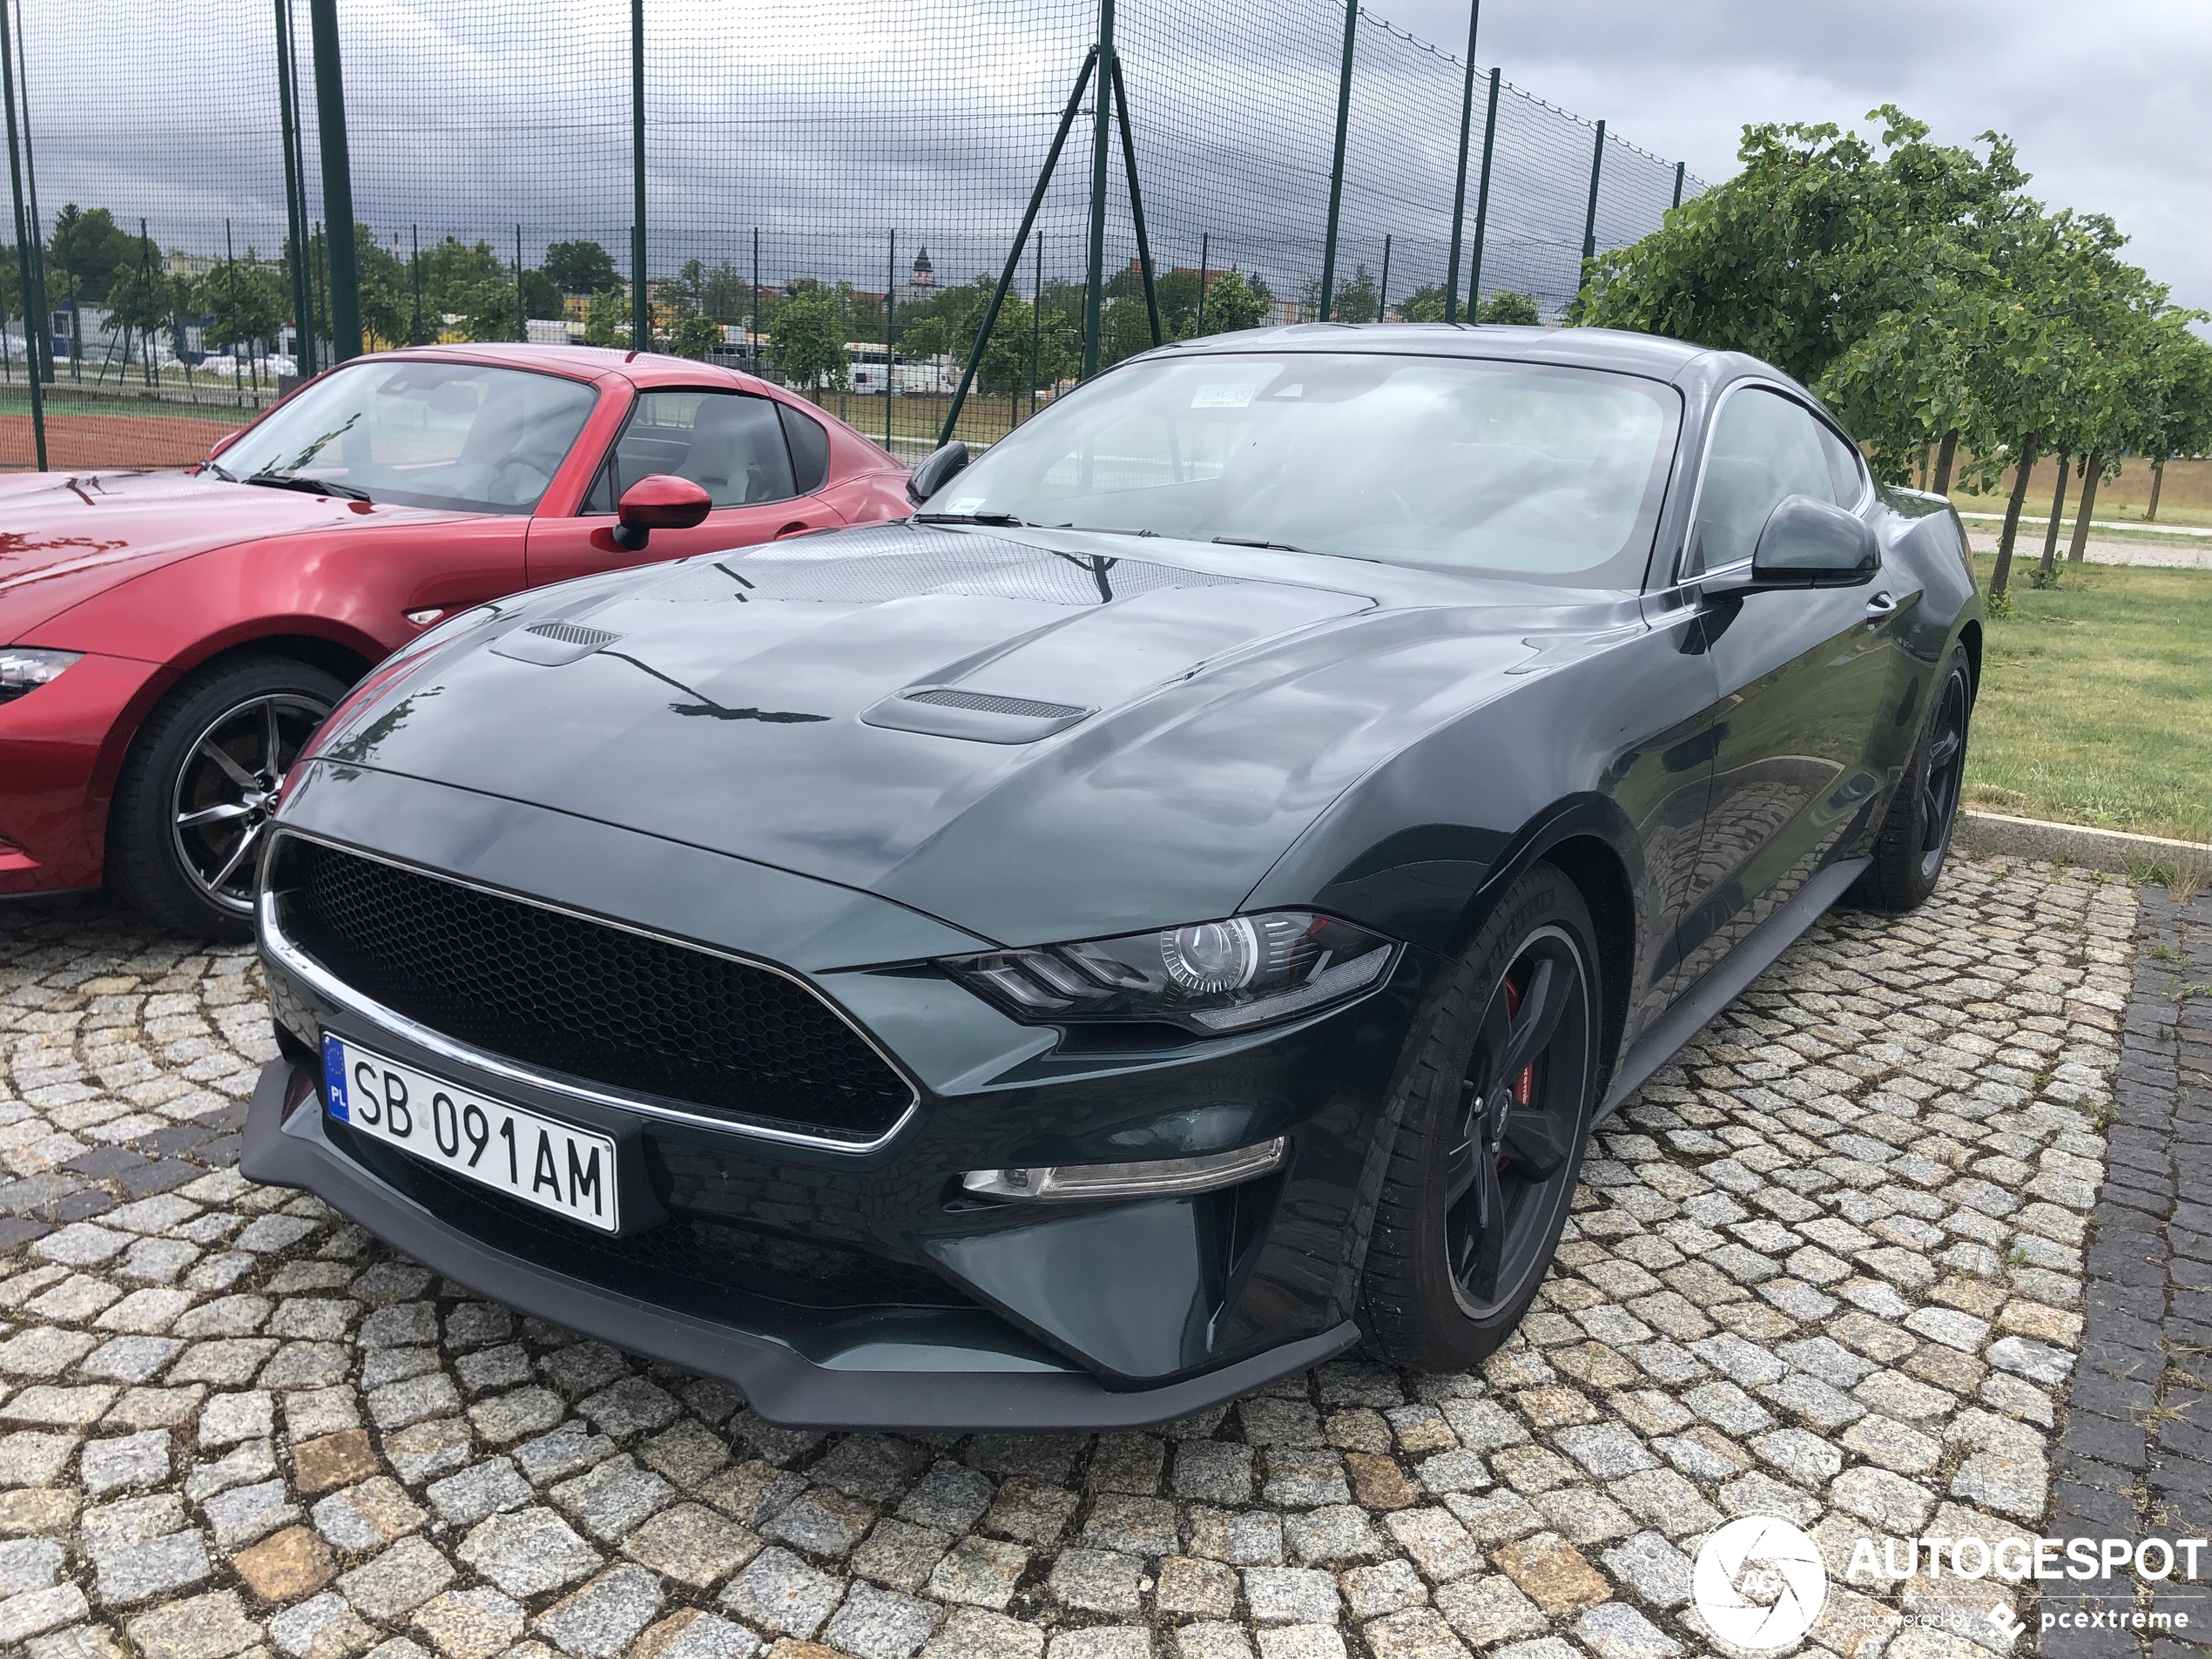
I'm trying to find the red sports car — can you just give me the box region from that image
[0,344,911,937]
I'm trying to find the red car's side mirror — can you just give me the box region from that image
[612,475,712,550]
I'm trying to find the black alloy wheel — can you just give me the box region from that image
[1849,642,1974,914]
[111,655,347,941]
[1362,862,1601,1371]
[1917,664,1970,885]
[1443,924,1593,1318]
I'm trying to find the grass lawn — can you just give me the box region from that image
[1966,554,2212,846]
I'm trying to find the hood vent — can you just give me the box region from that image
[490,620,624,667]
[861,684,1096,745]
[901,688,1087,720]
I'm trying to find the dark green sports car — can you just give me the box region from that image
[244,325,1981,1428]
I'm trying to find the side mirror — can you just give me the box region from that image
[612,474,712,550]
[1708,494,1878,592]
[906,441,969,506]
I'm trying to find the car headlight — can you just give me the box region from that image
[0,648,83,705]
[941,911,1398,1035]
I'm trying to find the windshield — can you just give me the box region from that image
[217,360,599,514]
[929,352,1680,586]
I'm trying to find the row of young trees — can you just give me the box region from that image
[1578,107,2212,604]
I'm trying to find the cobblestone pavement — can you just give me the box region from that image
[2040,887,2212,1659]
[0,857,2138,1659]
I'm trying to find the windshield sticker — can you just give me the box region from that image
[1191,383,1258,408]
[1277,384,1304,398]
[946,496,986,513]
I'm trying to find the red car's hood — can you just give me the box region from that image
[0,469,462,642]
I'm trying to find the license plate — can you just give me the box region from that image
[323,1035,620,1233]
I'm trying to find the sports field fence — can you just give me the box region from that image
[0,0,1703,472]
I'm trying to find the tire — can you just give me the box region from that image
[109,655,346,941]
[1847,644,1973,914]
[1360,862,1603,1372]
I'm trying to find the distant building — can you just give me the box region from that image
[893,246,936,308]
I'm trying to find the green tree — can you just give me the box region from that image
[668,314,724,361]
[45,205,132,302]
[1476,290,1541,325]
[583,286,629,347]
[103,241,177,383]
[768,289,846,392]
[543,239,620,296]
[520,268,563,320]
[1188,269,1269,336]
[194,260,285,357]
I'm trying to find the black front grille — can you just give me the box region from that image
[280,839,914,1143]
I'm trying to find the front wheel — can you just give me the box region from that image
[1848,643,1973,914]
[1359,863,1602,1372]
[109,655,345,941]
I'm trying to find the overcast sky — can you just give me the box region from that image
[1386,0,2212,315]
[21,0,2208,323]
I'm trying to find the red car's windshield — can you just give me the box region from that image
[213,360,598,515]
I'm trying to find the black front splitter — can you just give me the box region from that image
[241,1060,1358,1430]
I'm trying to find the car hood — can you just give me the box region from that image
[0,469,463,640]
[305,522,1601,947]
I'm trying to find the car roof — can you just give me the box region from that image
[356,341,769,390]
[1148,322,1715,381]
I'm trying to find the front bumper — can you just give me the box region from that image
[244,1061,1358,1428]
[249,761,1420,1428]
[0,651,165,894]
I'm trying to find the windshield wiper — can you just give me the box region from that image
[1213,535,1314,555]
[202,460,239,482]
[914,510,1025,526]
[244,472,373,502]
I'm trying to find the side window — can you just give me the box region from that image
[1684,387,1838,577]
[587,391,799,513]
[777,403,831,495]
[1817,422,1865,504]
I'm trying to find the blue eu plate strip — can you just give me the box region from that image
[323,1035,349,1121]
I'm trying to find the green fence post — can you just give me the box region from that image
[946,48,1096,442]
[1671,160,1684,211]
[875,227,885,451]
[1317,0,1357,321]
[10,0,48,388]
[1466,66,1498,320]
[631,0,648,350]
[0,0,44,466]
[1376,234,1390,321]
[516,225,525,342]
[1443,1,1478,324]
[307,0,361,361]
[1193,231,1208,334]
[1028,229,1042,417]
[409,224,421,344]
[1081,0,1115,378]
[1579,118,1604,274]
[273,0,311,374]
[1109,53,1159,349]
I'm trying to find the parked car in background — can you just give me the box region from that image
[245,325,1982,1427]
[0,343,910,937]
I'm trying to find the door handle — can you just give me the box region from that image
[774,521,813,539]
[1865,590,1898,622]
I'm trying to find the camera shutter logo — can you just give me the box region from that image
[1693,1515,1829,1650]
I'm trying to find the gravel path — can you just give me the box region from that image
[1962,528,2212,572]
[0,857,2137,1659]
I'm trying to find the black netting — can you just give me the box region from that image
[2,0,1703,473]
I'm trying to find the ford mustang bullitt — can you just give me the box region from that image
[242,325,1980,1428]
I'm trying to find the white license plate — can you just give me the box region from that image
[323,1035,621,1233]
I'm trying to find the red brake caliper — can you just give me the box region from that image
[1502,977,1535,1109]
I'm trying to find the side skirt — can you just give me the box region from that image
[1598,856,1871,1121]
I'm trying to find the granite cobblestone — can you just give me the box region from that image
[0,862,2136,1656]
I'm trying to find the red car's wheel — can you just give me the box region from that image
[111,655,346,940]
